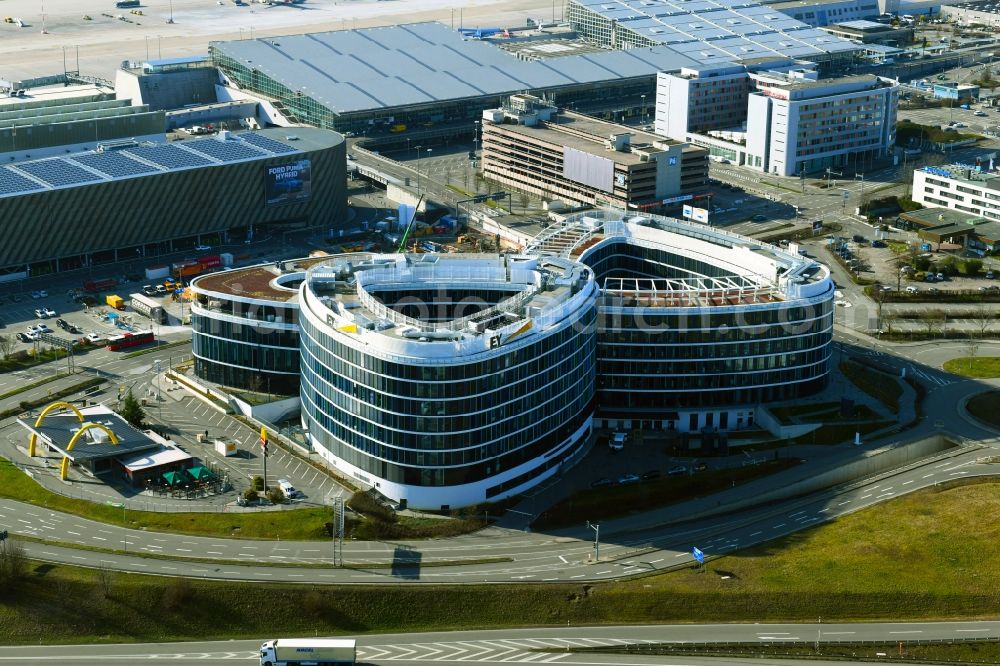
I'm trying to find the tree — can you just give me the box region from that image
[0,334,13,360]
[267,486,286,504]
[969,302,994,340]
[243,487,258,503]
[0,539,27,588]
[119,389,146,428]
[922,309,947,338]
[97,562,115,598]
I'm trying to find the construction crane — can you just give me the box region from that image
[396,195,424,253]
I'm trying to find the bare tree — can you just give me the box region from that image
[922,309,947,338]
[970,302,994,340]
[0,334,13,360]
[0,539,27,586]
[881,310,899,338]
[97,562,115,598]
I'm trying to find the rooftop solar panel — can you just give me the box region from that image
[238,132,300,155]
[71,151,160,178]
[0,166,45,196]
[15,159,103,188]
[125,144,213,169]
[183,137,265,162]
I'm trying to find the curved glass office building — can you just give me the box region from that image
[529,210,834,434]
[297,253,598,509]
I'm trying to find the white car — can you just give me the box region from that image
[975,110,989,117]
[33,308,48,319]
[27,323,51,335]
[42,306,56,317]
[85,332,103,344]
[29,290,46,299]
[194,244,211,251]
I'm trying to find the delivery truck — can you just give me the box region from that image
[259,638,356,665]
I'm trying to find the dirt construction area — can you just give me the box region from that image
[0,0,548,81]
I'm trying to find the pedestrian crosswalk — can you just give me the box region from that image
[849,348,957,387]
[357,637,656,662]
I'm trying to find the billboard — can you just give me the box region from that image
[265,159,311,206]
[563,147,614,193]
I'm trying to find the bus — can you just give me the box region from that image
[106,330,155,351]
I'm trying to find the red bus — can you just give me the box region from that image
[106,331,155,351]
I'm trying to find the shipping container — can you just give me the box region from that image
[198,255,222,269]
[145,266,170,280]
[105,294,125,310]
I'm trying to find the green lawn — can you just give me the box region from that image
[532,459,799,529]
[0,458,477,541]
[3,481,1000,644]
[965,391,1000,430]
[942,356,1000,378]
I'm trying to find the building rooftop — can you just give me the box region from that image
[0,128,332,200]
[487,111,681,165]
[753,71,885,90]
[193,255,333,303]
[210,22,704,116]
[831,20,892,31]
[921,164,1000,189]
[571,0,860,61]
[17,406,160,463]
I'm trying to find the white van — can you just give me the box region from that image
[609,431,627,451]
[277,479,302,499]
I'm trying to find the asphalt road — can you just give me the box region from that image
[0,622,996,665]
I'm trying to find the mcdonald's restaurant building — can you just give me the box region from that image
[18,404,192,487]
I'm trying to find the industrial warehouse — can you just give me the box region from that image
[191,212,834,509]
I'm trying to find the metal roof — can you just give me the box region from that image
[210,22,702,116]
[571,0,859,60]
[0,129,306,199]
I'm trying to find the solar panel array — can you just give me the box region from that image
[239,132,298,155]
[0,167,45,196]
[15,159,104,188]
[184,138,265,162]
[0,132,302,198]
[72,151,160,178]
[123,144,214,170]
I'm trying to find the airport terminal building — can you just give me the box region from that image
[192,214,833,509]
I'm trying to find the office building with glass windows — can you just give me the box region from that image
[192,212,832,508]
[297,253,598,509]
[528,211,834,433]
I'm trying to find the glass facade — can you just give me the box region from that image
[580,239,833,416]
[299,290,597,496]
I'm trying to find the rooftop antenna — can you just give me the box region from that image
[40,0,47,34]
[167,0,174,24]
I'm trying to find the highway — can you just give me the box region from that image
[0,622,996,665]
[3,431,996,583]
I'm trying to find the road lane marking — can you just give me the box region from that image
[773,523,786,529]
[902,480,914,485]
[558,555,568,564]
[890,631,923,634]
[824,632,856,635]
[923,474,934,478]
[750,531,763,536]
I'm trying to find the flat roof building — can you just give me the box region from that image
[480,96,708,210]
[767,0,883,27]
[566,0,862,71]
[819,20,915,44]
[656,65,898,176]
[913,163,1000,222]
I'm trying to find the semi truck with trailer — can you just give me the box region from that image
[259,638,356,665]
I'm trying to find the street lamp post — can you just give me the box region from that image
[640,94,646,124]
[586,520,600,562]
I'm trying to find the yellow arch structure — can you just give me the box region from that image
[28,401,85,457]
[60,422,119,480]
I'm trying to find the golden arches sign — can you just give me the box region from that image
[28,401,85,457]
[60,422,120,481]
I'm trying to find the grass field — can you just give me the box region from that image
[965,391,1000,430]
[943,356,1000,378]
[0,458,476,541]
[2,480,1000,644]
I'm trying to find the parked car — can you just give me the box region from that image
[987,271,995,279]
[42,306,55,318]
[590,477,614,489]
[15,332,32,343]
[56,318,70,330]
[905,286,919,294]
[609,431,627,452]
[155,285,168,295]
[752,214,767,221]
[85,332,103,344]
[694,462,709,472]
[667,465,688,476]
[29,290,46,299]
[975,110,989,116]
[194,244,211,251]
[277,479,302,499]
[641,470,661,481]
[33,308,48,319]
[936,272,946,281]
[618,473,640,485]
[142,285,158,297]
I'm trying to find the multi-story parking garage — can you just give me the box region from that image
[191,212,833,509]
